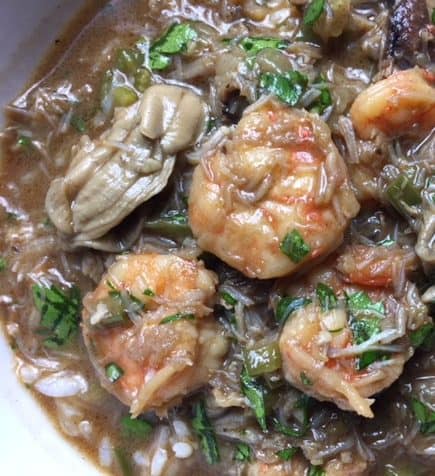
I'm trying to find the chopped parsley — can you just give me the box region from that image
[33,284,81,348]
[316,283,337,311]
[411,398,435,435]
[234,442,252,462]
[240,368,268,431]
[276,296,312,323]
[0,257,7,272]
[105,363,124,383]
[300,371,313,386]
[239,37,287,56]
[149,23,198,71]
[303,0,326,26]
[160,312,195,325]
[260,71,308,107]
[276,447,298,461]
[280,229,311,263]
[192,400,220,464]
[121,416,153,439]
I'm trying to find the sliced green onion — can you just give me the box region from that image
[234,442,252,462]
[239,37,288,56]
[143,212,191,238]
[304,0,326,26]
[121,416,153,439]
[243,342,282,376]
[160,312,195,325]
[240,368,268,431]
[280,229,310,263]
[106,363,124,383]
[260,71,308,107]
[276,296,312,323]
[192,400,220,464]
[113,86,139,107]
[221,291,238,307]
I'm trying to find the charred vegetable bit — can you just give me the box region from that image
[33,284,81,348]
[114,447,133,476]
[260,72,308,107]
[411,398,435,435]
[240,368,268,431]
[280,229,311,263]
[410,323,435,349]
[234,442,252,462]
[304,0,326,26]
[316,283,337,311]
[276,296,312,323]
[192,400,220,464]
[243,342,282,376]
[276,447,298,461]
[149,23,198,71]
[160,312,195,325]
[386,175,422,216]
[239,37,287,56]
[121,416,153,439]
[106,363,124,383]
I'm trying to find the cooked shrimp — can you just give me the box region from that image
[189,99,360,279]
[246,456,308,476]
[278,245,430,418]
[350,67,435,139]
[82,253,228,416]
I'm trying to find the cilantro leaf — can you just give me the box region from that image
[304,0,326,26]
[240,368,268,431]
[192,401,220,464]
[239,37,288,56]
[316,283,337,311]
[234,443,252,462]
[280,229,311,263]
[411,398,435,435]
[260,71,308,107]
[276,296,312,323]
[347,291,385,319]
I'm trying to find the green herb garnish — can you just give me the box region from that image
[276,296,312,323]
[276,447,298,461]
[192,400,220,464]
[410,323,435,349]
[411,398,435,435]
[300,372,313,386]
[33,284,81,348]
[17,135,33,149]
[149,23,198,71]
[303,0,326,26]
[221,291,238,307]
[121,416,153,439]
[310,87,332,114]
[144,211,191,237]
[114,448,133,476]
[273,394,312,437]
[316,283,337,312]
[308,464,326,476]
[240,368,268,431]
[386,175,422,216]
[280,229,311,263]
[143,288,155,297]
[105,363,124,383]
[432,8,435,25]
[0,257,7,272]
[234,442,252,462]
[239,37,287,56]
[347,291,385,318]
[160,312,195,325]
[260,71,308,107]
[70,115,87,133]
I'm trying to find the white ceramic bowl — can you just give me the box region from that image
[0,1,100,474]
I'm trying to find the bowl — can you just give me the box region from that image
[0,1,100,474]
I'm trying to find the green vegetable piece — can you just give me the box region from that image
[386,175,422,215]
[70,115,87,133]
[300,371,313,386]
[432,8,435,25]
[260,71,308,107]
[102,281,144,327]
[134,67,151,92]
[113,86,139,107]
[310,87,332,114]
[116,48,144,76]
[192,400,220,464]
[221,291,238,307]
[411,398,435,435]
[17,135,33,148]
[144,212,191,238]
[114,448,133,476]
[243,342,282,376]
[347,291,385,319]
[280,229,311,263]
[32,284,81,348]
[239,37,288,56]
[276,296,312,323]
[357,350,388,371]
[106,363,124,383]
[121,416,153,439]
[143,288,155,297]
[149,23,198,71]
[304,0,326,26]
[377,237,396,247]
[274,394,312,437]
[316,283,337,311]
[410,323,435,348]
[308,464,326,476]
[160,312,195,325]
[0,257,7,272]
[240,368,268,431]
[234,443,252,462]
[276,447,297,461]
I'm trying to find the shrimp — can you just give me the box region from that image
[350,67,435,140]
[82,253,228,416]
[189,99,360,279]
[278,245,430,418]
[246,456,308,476]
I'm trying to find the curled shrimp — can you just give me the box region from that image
[278,245,429,418]
[350,67,435,139]
[82,253,228,416]
[189,99,360,279]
